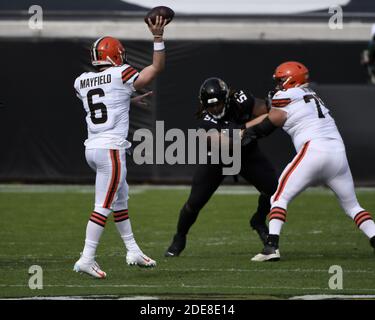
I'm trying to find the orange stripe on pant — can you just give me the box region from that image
[114,214,129,222]
[103,150,121,209]
[269,207,286,215]
[90,216,107,227]
[273,141,310,202]
[91,212,107,223]
[113,209,128,216]
[113,209,129,222]
[269,213,287,222]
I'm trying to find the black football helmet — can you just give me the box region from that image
[199,77,230,119]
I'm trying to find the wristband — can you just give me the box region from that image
[154,41,165,51]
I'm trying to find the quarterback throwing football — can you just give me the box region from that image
[241,61,375,262]
[73,17,168,278]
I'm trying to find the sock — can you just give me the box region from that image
[268,207,287,235]
[176,203,199,236]
[370,236,375,249]
[269,219,284,236]
[113,210,141,253]
[354,211,375,238]
[360,220,375,238]
[81,211,108,263]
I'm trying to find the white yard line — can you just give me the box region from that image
[1,283,375,292]
[290,294,375,300]
[24,268,372,274]
[1,184,375,195]
[1,295,159,300]
[4,293,375,300]
[157,268,375,274]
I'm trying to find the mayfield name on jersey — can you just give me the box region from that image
[79,74,112,89]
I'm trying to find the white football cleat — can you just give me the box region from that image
[126,251,156,268]
[73,259,107,279]
[251,247,281,262]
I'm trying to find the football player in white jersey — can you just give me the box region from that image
[241,61,375,262]
[73,16,168,278]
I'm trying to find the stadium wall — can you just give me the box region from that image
[0,38,374,185]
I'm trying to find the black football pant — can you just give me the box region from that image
[175,145,278,236]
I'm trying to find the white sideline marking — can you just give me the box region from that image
[1,184,375,195]
[290,294,375,300]
[156,268,375,274]
[1,284,375,292]
[2,295,159,300]
[4,294,375,301]
[0,184,95,194]
[1,258,373,274]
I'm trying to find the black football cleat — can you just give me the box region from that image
[164,234,186,257]
[251,234,280,262]
[370,236,375,252]
[250,216,269,245]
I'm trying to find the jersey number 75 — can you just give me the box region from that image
[303,94,325,119]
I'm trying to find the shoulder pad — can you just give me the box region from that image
[272,88,304,108]
[121,65,138,84]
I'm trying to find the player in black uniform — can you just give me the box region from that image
[361,32,375,85]
[165,77,278,257]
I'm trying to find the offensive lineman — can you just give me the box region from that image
[73,17,168,278]
[165,77,278,257]
[240,61,375,261]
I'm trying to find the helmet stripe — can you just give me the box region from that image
[92,36,106,61]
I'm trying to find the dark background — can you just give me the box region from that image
[0,39,373,184]
[1,0,375,15]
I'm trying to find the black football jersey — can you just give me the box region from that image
[198,89,255,131]
[224,89,255,124]
[197,89,257,154]
[369,41,375,64]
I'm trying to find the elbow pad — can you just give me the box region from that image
[253,117,277,138]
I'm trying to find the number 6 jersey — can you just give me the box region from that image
[74,65,139,150]
[271,86,344,152]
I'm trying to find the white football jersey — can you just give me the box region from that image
[271,86,344,152]
[74,64,139,149]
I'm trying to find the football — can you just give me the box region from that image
[144,6,175,26]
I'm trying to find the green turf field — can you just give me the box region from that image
[0,185,375,299]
